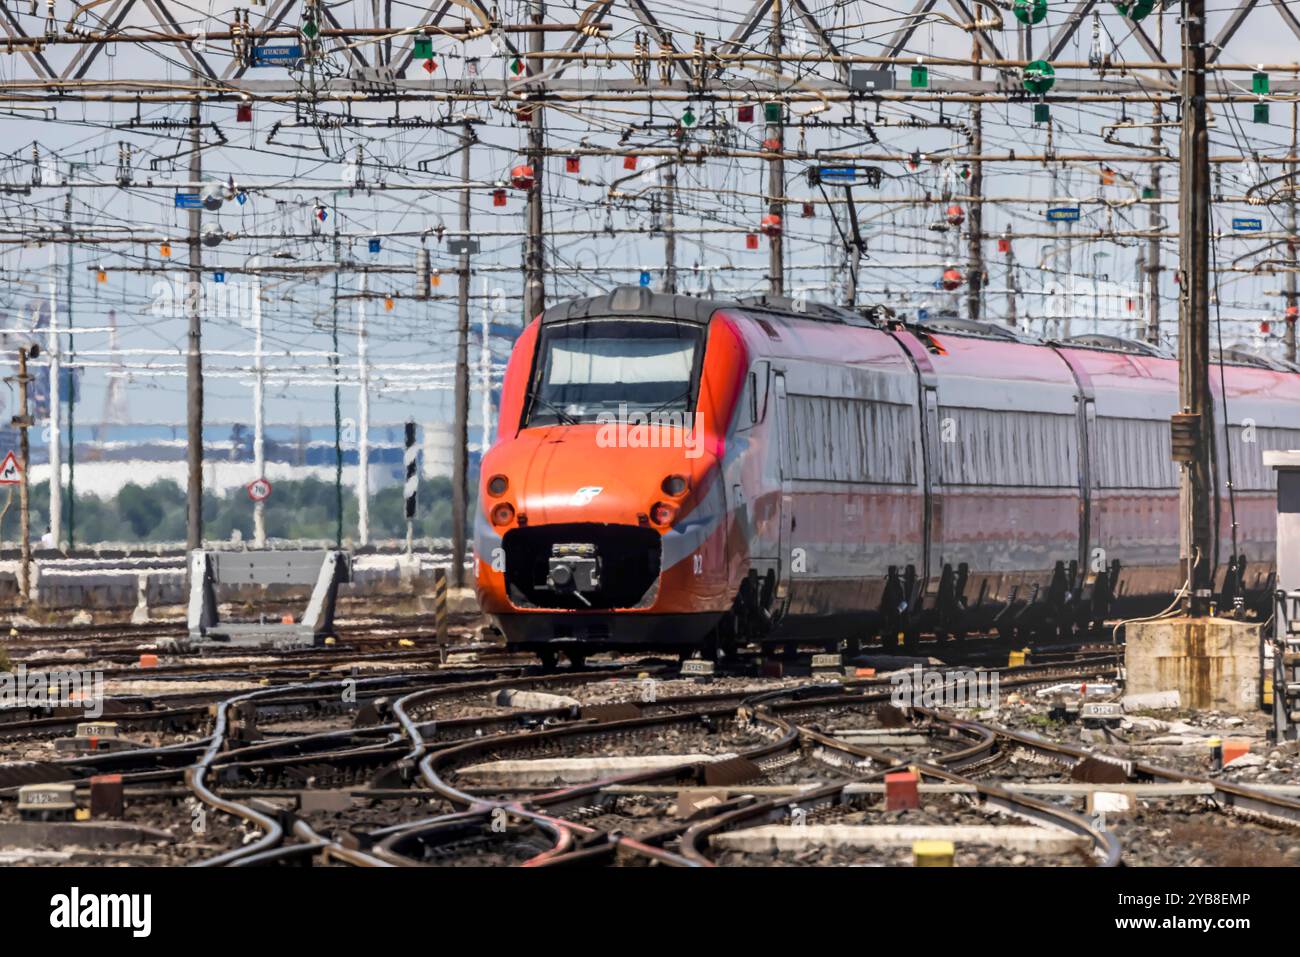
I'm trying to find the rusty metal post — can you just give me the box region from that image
[523,0,547,321]
[1176,0,1215,615]
[15,345,34,601]
[1286,101,1298,364]
[1146,102,1163,345]
[766,0,784,297]
[185,97,204,553]
[967,34,984,321]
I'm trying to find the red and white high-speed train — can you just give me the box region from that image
[474,286,1300,665]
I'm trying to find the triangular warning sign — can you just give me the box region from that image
[0,451,19,485]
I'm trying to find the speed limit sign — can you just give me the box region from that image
[246,477,272,502]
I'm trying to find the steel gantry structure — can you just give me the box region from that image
[0,0,1296,571]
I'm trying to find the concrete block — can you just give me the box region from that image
[710,824,1087,854]
[1087,790,1133,818]
[675,788,729,820]
[1225,751,1265,768]
[458,754,729,786]
[885,770,920,811]
[835,730,930,746]
[491,689,581,711]
[1125,617,1262,713]
[448,587,479,614]
[1122,689,1182,712]
[298,790,354,813]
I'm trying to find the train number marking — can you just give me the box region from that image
[569,486,603,506]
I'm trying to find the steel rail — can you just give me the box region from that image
[928,709,1300,830]
[675,686,1120,866]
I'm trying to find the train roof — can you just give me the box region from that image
[539,286,728,325]
[538,289,1299,379]
[1054,333,1173,359]
[538,287,884,329]
[911,316,1038,344]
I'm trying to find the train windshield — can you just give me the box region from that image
[524,318,703,426]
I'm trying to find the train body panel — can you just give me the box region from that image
[474,287,1300,655]
[719,313,926,636]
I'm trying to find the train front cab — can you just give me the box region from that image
[473,288,748,659]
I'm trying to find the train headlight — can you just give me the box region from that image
[490,502,516,526]
[487,474,509,496]
[650,501,675,526]
[661,474,688,496]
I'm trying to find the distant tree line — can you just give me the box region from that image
[2,474,474,545]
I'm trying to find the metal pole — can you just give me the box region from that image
[523,0,547,321]
[844,245,860,309]
[356,269,370,547]
[967,33,984,322]
[252,276,266,547]
[480,278,492,455]
[185,97,204,552]
[404,421,416,553]
[1146,102,1164,345]
[844,185,863,308]
[46,242,60,550]
[766,0,784,297]
[17,346,32,600]
[1004,226,1017,328]
[1093,252,1100,331]
[452,128,472,589]
[332,228,343,548]
[1178,0,1214,616]
[1287,100,1298,365]
[1048,163,1059,338]
[1063,212,1074,337]
[664,161,677,293]
[64,187,76,550]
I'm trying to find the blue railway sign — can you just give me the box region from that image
[1046,206,1081,222]
[251,44,303,67]
[806,165,884,189]
[1232,217,1263,232]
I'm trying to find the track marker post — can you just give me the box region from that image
[434,567,449,659]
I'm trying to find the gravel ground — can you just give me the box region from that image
[573,673,806,706]
[3,617,1297,867]
[0,796,252,865]
[710,795,1093,867]
[0,727,206,763]
[962,694,1300,783]
[1109,797,1300,866]
[559,792,681,837]
[299,794,460,835]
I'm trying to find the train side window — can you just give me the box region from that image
[749,362,769,425]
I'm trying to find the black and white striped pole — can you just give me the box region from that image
[404,420,418,553]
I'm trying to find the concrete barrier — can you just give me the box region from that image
[1125,617,1263,713]
[0,551,475,621]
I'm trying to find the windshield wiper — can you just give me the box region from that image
[526,391,580,426]
[639,388,693,419]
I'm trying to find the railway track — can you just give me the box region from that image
[0,629,1290,868]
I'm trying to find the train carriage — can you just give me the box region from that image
[474,286,1300,664]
